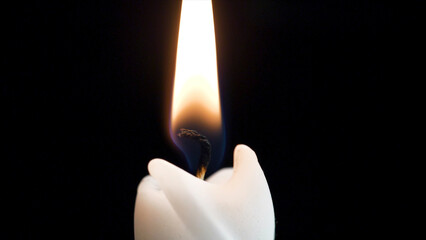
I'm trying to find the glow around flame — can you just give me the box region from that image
[171,0,222,133]
[170,0,224,174]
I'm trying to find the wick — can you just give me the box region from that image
[177,128,211,180]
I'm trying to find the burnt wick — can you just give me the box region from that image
[178,128,211,180]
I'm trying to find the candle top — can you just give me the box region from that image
[135,144,275,240]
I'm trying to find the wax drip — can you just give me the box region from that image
[178,128,211,180]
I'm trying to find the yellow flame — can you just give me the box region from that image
[171,0,221,133]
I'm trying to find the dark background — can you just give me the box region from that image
[6,0,421,239]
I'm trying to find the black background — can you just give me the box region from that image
[6,0,421,239]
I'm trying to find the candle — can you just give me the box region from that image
[134,0,275,239]
[134,144,275,239]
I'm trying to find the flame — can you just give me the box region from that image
[170,0,224,174]
[171,0,221,134]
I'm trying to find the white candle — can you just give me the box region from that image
[134,144,275,239]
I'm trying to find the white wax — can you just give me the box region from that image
[134,144,275,240]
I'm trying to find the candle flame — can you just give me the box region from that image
[171,0,221,134]
[170,0,224,174]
